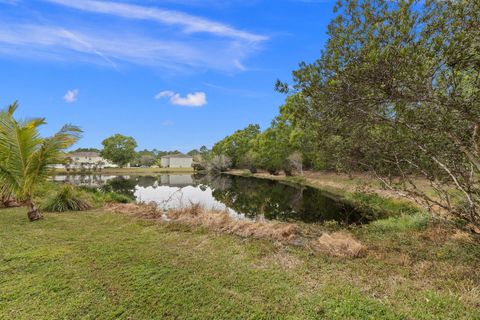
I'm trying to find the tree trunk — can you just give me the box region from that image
[26,198,43,221]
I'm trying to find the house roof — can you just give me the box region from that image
[69,152,100,157]
[161,153,192,159]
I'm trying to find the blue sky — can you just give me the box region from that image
[0,0,335,152]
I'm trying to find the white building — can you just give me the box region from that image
[52,152,117,170]
[160,154,193,168]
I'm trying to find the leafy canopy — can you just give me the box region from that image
[100,134,137,167]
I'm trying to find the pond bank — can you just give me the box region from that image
[226,169,423,219]
[104,202,367,258]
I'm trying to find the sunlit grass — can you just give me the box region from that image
[0,207,478,319]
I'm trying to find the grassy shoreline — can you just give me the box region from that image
[1,207,478,319]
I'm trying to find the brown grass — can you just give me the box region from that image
[104,202,163,219]
[311,232,367,258]
[104,202,301,243]
[167,203,301,242]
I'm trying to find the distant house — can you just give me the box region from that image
[51,152,118,170]
[160,154,193,168]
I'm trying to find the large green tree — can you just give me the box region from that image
[101,134,137,167]
[254,118,294,175]
[212,124,260,167]
[0,102,82,221]
[278,0,480,226]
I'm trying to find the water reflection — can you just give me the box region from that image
[52,173,366,224]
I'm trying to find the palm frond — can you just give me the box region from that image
[6,101,18,117]
[0,101,82,200]
[27,124,83,189]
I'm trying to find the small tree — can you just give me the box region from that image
[241,150,260,174]
[0,102,81,221]
[208,155,232,173]
[288,152,303,175]
[100,134,137,167]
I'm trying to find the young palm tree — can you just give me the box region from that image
[0,101,82,221]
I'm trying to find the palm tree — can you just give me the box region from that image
[0,101,82,221]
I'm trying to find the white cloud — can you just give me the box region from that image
[155,91,175,99]
[155,91,207,107]
[63,89,79,103]
[45,0,267,42]
[0,23,257,72]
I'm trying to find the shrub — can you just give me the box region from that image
[42,185,92,212]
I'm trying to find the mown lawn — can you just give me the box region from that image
[0,208,479,319]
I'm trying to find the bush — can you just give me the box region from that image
[42,185,92,212]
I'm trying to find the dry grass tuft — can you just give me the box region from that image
[312,232,367,258]
[104,202,163,219]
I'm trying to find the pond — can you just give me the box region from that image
[52,173,368,224]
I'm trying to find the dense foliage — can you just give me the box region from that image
[100,134,137,167]
[212,124,260,167]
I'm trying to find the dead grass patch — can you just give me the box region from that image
[104,202,301,242]
[104,202,162,219]
[167,203,301,242]
[311,232,367,258]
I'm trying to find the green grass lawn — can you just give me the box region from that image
[1,208,479,319]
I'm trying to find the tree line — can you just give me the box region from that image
[69,135,205,168]
[210,0,480,228]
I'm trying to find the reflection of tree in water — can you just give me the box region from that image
[209,175,364,224]
[102,176,137,199]
[208,175,302,221]
[134,176,157,188]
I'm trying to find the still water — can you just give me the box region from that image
[52,174,367,224]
